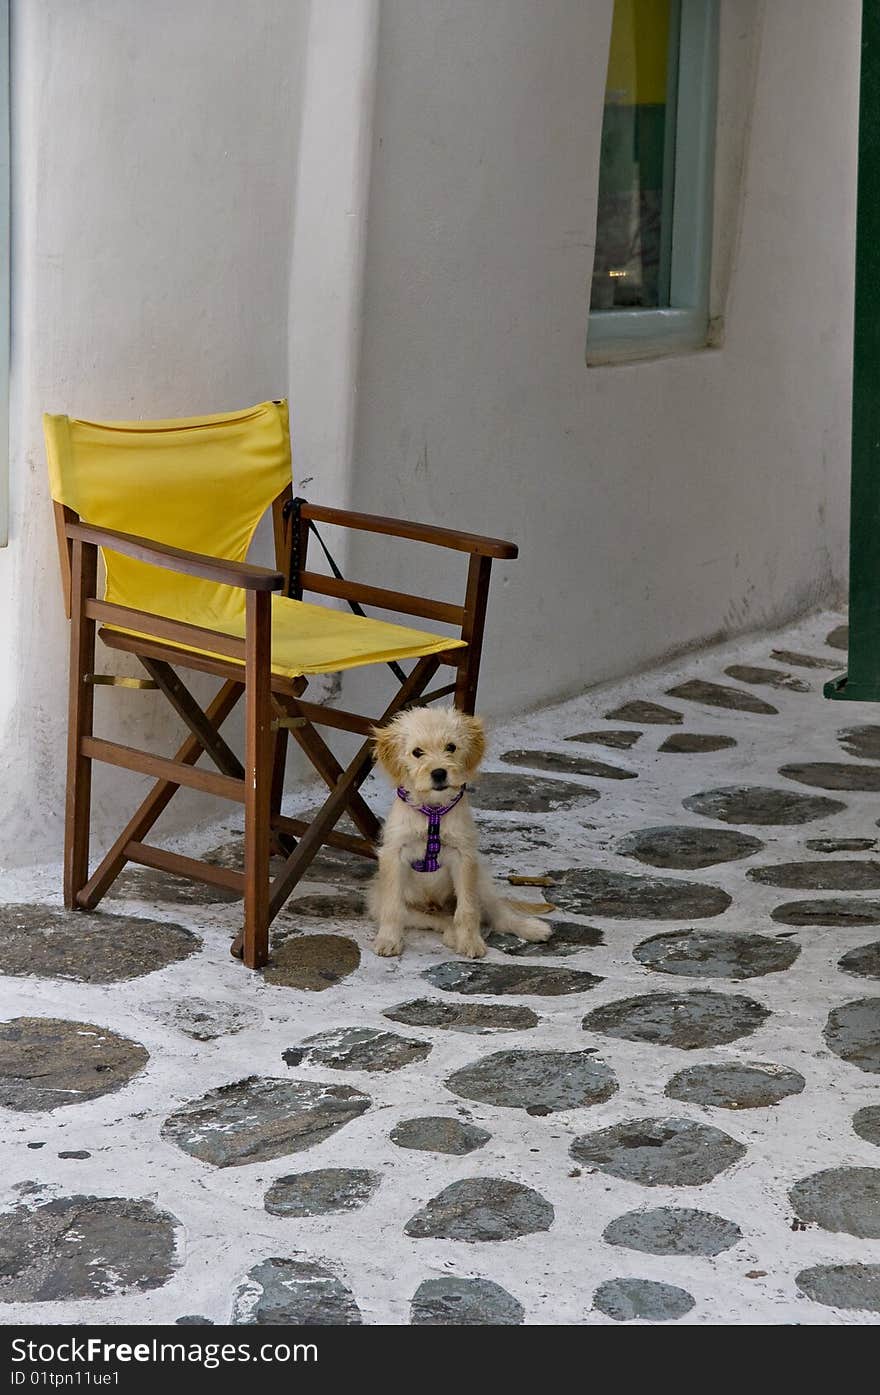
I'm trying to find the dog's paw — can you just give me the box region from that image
[373,932,404,958]
[456,934,488,959]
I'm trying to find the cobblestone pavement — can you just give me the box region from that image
[1,611,879,1324]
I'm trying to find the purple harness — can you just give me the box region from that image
[396,786,466,872]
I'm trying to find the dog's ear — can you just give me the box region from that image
[461,714,486,770]
[371,721,405,783]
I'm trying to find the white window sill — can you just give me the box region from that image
[586,308,711,367]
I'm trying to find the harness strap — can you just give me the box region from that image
[396,785,466,872]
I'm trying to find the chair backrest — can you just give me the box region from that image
[44,400,291,625]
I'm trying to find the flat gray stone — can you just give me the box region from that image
[571,1117,746,1186]
[796,1264,880,1313]
[264,1169,380,1217]
[750,860,880,890]
[485,921,603,957]
[446,1049,617,1112]
[383,999,539,1034]
[279,893,365,921]
[583,990,769,1049]
[790,1168,880,1238]
[0,905,200,983]
[262,935,360,991]
[724,664,810,693]
[0,1018,149,1111]
[603,1206,742,1256]
[682,785,846,826]
[824,998,880,1074]
[411,1277,523,1325]
[109,867,240,906]
[390,1117,490,1155]
[666,679,778,716]
[423,961,602,996]
[475,819,557,857]
[659,733,737,753]
[404,1178,554,1242]
[207,839,375,888]
[500,749,636,781]
[837,725,880,761]
[839,941,880,980]
[566,730,642,750]
[144,997,250,1041]
[853,1105,880,1147]
[771,649,839,670]
[296,848,376,887]
[605,701,682,725]
[284,1026,431,1072]
[232,1257,361,1325]
[780,761,880,791]
[547,867,731,920]
[618,826,763,870]
[634,929,799,979]
[593,1277,694,1322]
[807,837,878,853]
[203,839,257,871]
[772,899,880,927]
[469,772,600,812]
[0,1196,180,1301]
[161,1076,371,1167]
[665,1061,805,1109]
[827,624,849,651]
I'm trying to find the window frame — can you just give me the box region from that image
[587,0,719,366]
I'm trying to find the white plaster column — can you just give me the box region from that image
[287,0,380,521]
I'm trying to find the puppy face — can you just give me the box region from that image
[372,707,486,798]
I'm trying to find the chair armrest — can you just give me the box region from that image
[299,502,518,560]
[66,521,285,592]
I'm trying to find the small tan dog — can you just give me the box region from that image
[368,706,552,958]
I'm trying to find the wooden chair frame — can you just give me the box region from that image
[54,486,517,968]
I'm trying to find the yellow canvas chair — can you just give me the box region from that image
[44,399,517,967]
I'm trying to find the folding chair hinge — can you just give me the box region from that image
[85,674,159,690]
[271,715,308,732]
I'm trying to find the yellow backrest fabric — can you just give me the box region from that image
[44,400,291,627]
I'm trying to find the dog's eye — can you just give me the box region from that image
[411,747,424,758]
[445,743,457,753]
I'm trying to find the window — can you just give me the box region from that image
[588,0,718,363]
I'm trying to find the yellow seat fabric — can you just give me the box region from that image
[106,592,462,679]
[43,401,464,678]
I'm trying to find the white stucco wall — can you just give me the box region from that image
[0,0,861,868]
[0,0,310,864]
[345,0,858,719]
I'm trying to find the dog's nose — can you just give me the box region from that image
[430,768,447,785]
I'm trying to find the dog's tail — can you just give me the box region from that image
[503,896,551,916]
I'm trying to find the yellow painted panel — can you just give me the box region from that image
[605,0,671,106]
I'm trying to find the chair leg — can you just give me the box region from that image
[269,725,295,856]
[242,591,273,968]
[64,540,97,909]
